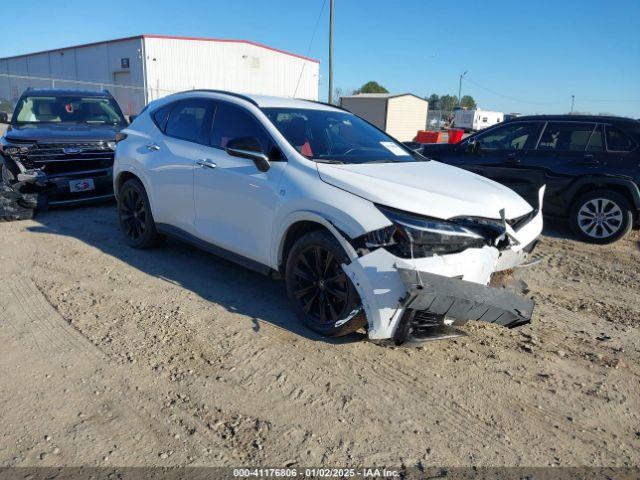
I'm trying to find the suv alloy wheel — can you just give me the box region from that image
[117,178,163,248]
[285,230,367,337]
[570,190,633,244]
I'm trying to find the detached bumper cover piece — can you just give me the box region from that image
[398,268,534,328]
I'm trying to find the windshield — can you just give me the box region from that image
[13,95,126,125]
[262,107,419,164]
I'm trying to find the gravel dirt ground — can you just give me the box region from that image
[0,204,638,469]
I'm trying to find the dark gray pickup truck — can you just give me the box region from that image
[0,88,127,208]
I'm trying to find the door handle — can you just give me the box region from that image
[196,158,217,169]
[579,154,599,166]
[146,143,160,151]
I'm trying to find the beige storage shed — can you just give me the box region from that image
[339,93,428,142]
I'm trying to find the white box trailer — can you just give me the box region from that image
[0,34,320,116]
[340,93,428,142]
[453,108,504,132]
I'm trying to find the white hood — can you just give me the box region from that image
[317,160,533,220]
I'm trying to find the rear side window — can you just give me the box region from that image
[605,125,636,152]
[477,122,539,150]
[152,103,174,131]
[165,99,210,144]
[211,103,272,152]
[537,122,595,151]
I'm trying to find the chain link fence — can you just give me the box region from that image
[0,73,184,120]
[425,109,455,131]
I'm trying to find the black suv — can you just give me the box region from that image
[0,88,127,208]
[421,115,640,244]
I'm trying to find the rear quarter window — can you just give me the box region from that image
[151,103,174,131]
[605,125,637,152]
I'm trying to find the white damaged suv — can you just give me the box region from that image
[113,91,544,343]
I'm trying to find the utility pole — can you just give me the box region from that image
[328,0,334,105]
[458,71,468,107]
[570,94,575,114]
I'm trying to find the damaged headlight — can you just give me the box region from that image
[360,205,505,258]
[0,137,32,160]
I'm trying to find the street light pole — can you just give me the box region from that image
[458,71,468,107]
[570,94,575,114]
[328,0,334,105]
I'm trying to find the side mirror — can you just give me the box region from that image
[226,136,271,172]
[466,137,479,153]
[0,113,9,124]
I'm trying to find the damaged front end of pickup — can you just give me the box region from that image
[342,186,545,344]
[0,136,116,208]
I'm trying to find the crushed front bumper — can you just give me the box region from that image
[398,269,534,328]
[342,188,544,341]
[8,163,114,206]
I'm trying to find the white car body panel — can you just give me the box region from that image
[114,91,545,342]
[316,161,533,220]
[194,150,286,265]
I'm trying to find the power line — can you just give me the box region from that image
[293,0,327,98]
[465,78,564,105]
[465,77,640,106]
[577,98,640,103]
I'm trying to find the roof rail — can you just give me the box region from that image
[176,89,259,106]
[305,98,347,111]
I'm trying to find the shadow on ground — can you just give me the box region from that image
[25,203,366,344]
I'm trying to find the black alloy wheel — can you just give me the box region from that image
[293,244,349,322]
[285,230,366,337]
[120,187,147,241]
[118,178,162,248]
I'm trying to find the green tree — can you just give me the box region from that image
[427,94,440,110]
[460,95,477,109]
[355,81,389,94]
[438,94,458,112]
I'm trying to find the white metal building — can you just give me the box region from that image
[340,93,428,142]
[0,34,320,116]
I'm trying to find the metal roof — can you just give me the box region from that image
[340,93,428,102]
[0,34,319,64]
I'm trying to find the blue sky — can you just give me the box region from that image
[3,0,639,116]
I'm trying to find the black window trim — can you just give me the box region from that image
[151,101,176,132]
[162,98,215,146]
[208,99,287,162]
[603,123,639,153]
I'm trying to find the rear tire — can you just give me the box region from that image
[117,178,162,249]
[569,190,633,244]
[285,230,367,337]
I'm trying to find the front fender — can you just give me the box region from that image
[565,175,640,210]
[272,210,362,269]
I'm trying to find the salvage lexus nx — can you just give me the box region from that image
[113,91,544,343]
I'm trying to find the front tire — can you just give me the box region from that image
[1,160,18,188]
[117,178,162,248]
[569,190,633,244]
[285,230,367,337]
